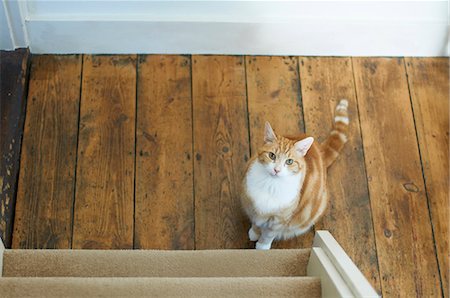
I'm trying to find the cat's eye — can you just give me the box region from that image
[285,159,294,165]
[268,152,276,160]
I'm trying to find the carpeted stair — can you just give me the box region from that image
[1,249,321,297]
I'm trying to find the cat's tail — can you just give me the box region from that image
[322,99,349,168]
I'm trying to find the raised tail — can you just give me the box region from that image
[322,99,349,168]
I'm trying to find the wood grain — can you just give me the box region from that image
[12,55,81,249]
[135,55,194,249]
[72,55,136,249]
[353,57,441,297]
[0,49,30,248]
[245,56,312,248]
[405,57,449,297]
[8,54,447,292]
[299,57,381,293]
[192,55,251,249]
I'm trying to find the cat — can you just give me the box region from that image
[241,99,349,250]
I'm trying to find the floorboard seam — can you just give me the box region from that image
[403,58,444,297]
[243,56,252,158]
[295,57,306,134]
[296,56,316,242]
[190,55,196,250]
[70,54,84,249]
[133,55,139,249]
[9,50,32,249]
[350,57,383,296]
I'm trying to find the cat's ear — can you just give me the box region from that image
[264,121,277,143]
[295,137,314,156]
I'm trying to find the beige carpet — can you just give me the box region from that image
[1,249,321,297]
[1,277,321,297]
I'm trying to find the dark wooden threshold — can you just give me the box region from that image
[0,48,30,248]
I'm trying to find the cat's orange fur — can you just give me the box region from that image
[241,99,349,249]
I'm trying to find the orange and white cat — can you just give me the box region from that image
[241,99,349,250]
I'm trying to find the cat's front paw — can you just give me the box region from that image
[248,227,260,242]
[255,242,271,250]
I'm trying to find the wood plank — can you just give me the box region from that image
[0,49,30,248]
[192,55,250,249]
[405,57,449,297]
[299,57,381,293]
[245,56,312,249]
[12,55,81,249]
[135,55,194,249]
[353,57,441,297]
[72,55,136,249]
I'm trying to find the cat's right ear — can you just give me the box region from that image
[264,121,277,143]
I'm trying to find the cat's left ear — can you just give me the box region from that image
[295,137,314,156]
[264,121,277,143]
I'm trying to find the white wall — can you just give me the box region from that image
[1,0,449,56]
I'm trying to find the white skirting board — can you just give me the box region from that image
[1,0,448,56]
[26,19,448,56]
[307,230,379,298]
[0,236,4,277]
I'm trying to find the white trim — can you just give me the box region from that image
[16,0,29,45]
[0,236,4,277]
[0,1,13,49]
[311,230,379,298]
[2,0,28,49]
[20,0,449,56]
[308,247,354,298]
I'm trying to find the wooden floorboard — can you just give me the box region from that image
[353,57,441,297]
[8,54,447,297]
[245,56,313,249]
[298,57,381,293]
[192,55,251,249]
[135,55,194,249]
[72,55,136,249]
[0,49,30,248]
[12,55,81,249]
[405,57,449,298]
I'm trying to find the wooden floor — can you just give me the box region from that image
[3,54,448,297]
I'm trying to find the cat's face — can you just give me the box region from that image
[257,122,314,178]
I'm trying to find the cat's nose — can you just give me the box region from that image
[274,167,281,173]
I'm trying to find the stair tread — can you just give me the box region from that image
[0,276,321,298]
[3,248,311,277]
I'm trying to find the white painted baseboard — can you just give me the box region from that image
[0,236,4,277]
[1,1,449,56]
[1,0,27,50]
[0,2,13,50]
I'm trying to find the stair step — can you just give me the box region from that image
[1,277,321,298]
[3,249,310,277]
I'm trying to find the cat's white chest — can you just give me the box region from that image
[245,162,302,214]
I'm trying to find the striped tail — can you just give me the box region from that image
[322,99,349,168]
